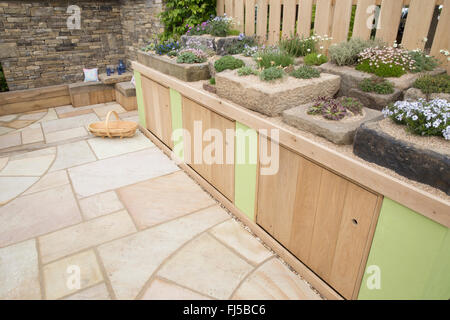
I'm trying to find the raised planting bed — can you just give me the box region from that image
[208,54,256,78]
[137,51,210,82]
[354,118,450,195]
[181,35,240,56]
[215,70,340,116]
[318,62,446,97]
[283,102,381,145]
[348,87,402,111]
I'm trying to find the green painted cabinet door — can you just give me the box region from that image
[358,198,450,300]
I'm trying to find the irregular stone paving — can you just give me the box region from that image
[0,102,321,300]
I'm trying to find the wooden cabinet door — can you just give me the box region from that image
[182,97,235,202]
[257,144,381,299]
[141,76,173,148]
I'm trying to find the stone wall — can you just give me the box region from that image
[0,0,162,91]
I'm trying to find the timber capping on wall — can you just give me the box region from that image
[133,61,450,228]
[0,84,71,116]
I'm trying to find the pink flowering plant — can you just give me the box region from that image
[382,99,450,140]
[356,46,415,77]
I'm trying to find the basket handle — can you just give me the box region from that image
[105,110,120,138]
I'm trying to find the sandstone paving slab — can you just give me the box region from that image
[0,126,14,135]
[0,132,21,149]
[23,170,69,195]
[117,171,216,229]
[92,103,126,118]
[21,125,44,144]
[38,108,58,122]
[39,210,137,264]
[0,176,39,205]
[44,126,89,144]
[55,105,93,116]
[0,239,41,300]
[6,120,34,129]
[0,114,17,122]
[69,148,179,198]
[0,153,54,176]
[63,283,111,300]
[0,185,82,247]
[41,113,99,134]
[158,233,253,300]
[58,109,94,119]
[141,278,211,300]
[97,205,230,300]
[87,130,154,159]
[18,112,46,121]
[79,191,124,220]
[43,250,103,300]
[0,156,8,171]
[50,140,96,172]
[231,258,321,300]
[209,219,273,265]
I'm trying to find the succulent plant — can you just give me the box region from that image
[339,97,363,115]
[321,100,347,120]
[308,97,330,115]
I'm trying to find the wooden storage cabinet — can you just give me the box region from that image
[257,144,382,299]
[141,76,173,148]
[182,97,235,202]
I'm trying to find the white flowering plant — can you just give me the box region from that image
[382,99,450,140]
[356,46,415,77]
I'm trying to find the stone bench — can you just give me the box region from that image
[114,81,137,111]
[69,82,115,108]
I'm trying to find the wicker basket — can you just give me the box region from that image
[88,110,138,138]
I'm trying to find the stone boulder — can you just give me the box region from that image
[348,88,402,110]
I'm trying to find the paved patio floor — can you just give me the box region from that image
[0,103,321,300]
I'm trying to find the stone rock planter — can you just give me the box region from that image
[404,88,450,102]
[181,35,240,56]
[137,51,210,82]
[354,120,450,195]
[318,62,446,96]
[282,103,381,144]
[215,70,340,116]
[348,87,402,111]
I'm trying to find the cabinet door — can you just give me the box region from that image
[182,97,235,201]
[141,76,173,148]
[257,144,381,299]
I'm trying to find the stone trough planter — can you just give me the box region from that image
[215,70,340,117]
[137,51,210,82]
[282,103,381,144]
[181,35,241,56]
[353,119,450,195]
[208,54,256,78]
[318,62,446,108]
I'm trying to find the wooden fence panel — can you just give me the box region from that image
[330,0,353,44]
[375,0,403,45]
[245,0,256,35]
[217,0,225,16]
[235,0,245,32]
[256,0,269,41]
[431,0,449,72]
[402,0,437,50]
[352,0,376,40]
[297,0,314,38]
[268,0,282,44]
[314,0,334,37]
[282,0,297,39]
[225,0,234,16]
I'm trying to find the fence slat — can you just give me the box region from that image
[430,0,449,73]
[245,0,256,35]
[375,0,403,45]
[256,0,269,42]
[352,0,376,40]
[225,0,234,17]
[331,0,353,44]
[268,0,282,44]
[402,0,437,50]
[297,0,314,37]
[217,0,225,16]
[282,0,297,39]
[315,0,334,37]
[235,0,245,32]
